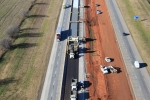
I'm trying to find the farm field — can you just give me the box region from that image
[0,0,62,99]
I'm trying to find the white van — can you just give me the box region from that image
[134,61,140,68]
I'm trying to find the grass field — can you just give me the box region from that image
[0,0,62,99]
[116,0,150,72]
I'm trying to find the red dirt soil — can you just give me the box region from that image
[84,0,133,100]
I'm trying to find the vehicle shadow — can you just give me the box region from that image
[77,81,92,99]
[123,32,130,36]
[110,58,114,62]
[78,47,95,54]
[61,29,71,41]
[84,6,90,8]
[82,38,96,44]
[139,63,147,68]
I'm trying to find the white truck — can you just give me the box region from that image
[70,90,77,100]
[71,78,77,91]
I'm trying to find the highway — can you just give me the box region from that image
[61,0,79,100]
[105,0,150,100]
[40,0,71,99]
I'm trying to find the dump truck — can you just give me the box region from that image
[66,36,86,59]
[71,78,77,91]
[70,90,77,100]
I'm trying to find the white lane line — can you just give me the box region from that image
[132,65,134,68]
[51,93,53,98]
[139,86,141,90]
[58,53,59,57]
[144,78,150,93]
[134,75,137,79]
[126,49,128,51]
[53,81,55,86]
[57,61,58,65]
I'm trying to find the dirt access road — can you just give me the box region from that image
[84,0,133,99]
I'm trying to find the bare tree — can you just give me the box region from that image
[6,25,19,38]
[0,37,13,50]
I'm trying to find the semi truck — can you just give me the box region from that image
[56,27,61,41]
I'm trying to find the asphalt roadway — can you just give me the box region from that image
[40,0,71,99]
[105,0,150,100]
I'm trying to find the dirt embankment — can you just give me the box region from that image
[84,0,133,99]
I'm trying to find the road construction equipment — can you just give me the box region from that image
[70,90,77,100]
[67,36,86,59]
[108,66,118,73]
[71,78,77,91]
[100,65,118,74]
[100,65,109,74]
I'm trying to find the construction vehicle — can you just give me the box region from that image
[67,36,86,59]
[70,90,77,100]
[63,3,70,9]
[108,66,118,73]
[100,65,108,74]
[100,65,118,74]
[71,78,77,91]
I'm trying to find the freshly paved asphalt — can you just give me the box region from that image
[106,0,150,100]
[62,55,79,100]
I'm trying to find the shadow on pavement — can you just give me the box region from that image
[139,63,147,68]
[61,29,71,41]
[79,47,95,54]
[123,32,130,36]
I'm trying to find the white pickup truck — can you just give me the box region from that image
[71,79,77,91]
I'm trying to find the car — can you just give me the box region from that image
[105,57,111,62]
[96,10,102,14]
[134,61,140,68]
[95,4,100,7]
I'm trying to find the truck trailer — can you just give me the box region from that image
[56,27,61,41]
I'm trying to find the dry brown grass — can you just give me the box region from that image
[0,0,62,99]
[116,0,150,72]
